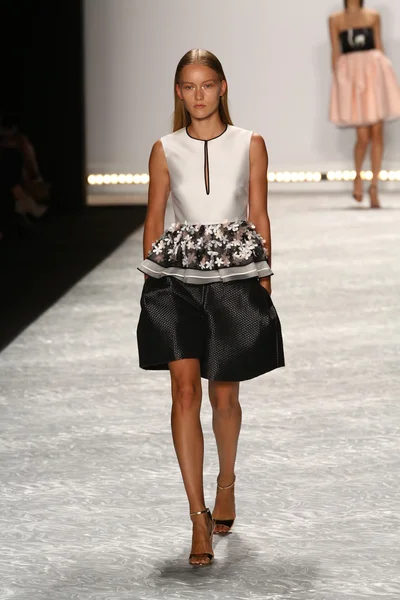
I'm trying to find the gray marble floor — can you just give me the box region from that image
[1,194,400,600]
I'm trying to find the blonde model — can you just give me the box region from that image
[137,49,284,566]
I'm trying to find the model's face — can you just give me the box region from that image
[176,65,226,120]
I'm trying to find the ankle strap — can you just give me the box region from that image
[190,507,210,517]
[217,475,236,490]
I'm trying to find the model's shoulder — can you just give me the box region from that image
[231,128,267,148]
[228,125,254,137]
[329,12,343,23]
[365,8,380,20]
[161,128,186,142]
[250,132,265,142]
[250,132,267,151]
[150,139,165,158]
[149,139,169,172]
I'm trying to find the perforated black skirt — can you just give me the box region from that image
[137,276,284,382]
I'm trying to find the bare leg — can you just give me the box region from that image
[369,121,383,208]
[169,359,212,565]
[353,126,371,201]
[209,381,241,533]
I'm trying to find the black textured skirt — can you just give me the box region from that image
[137,276,284,382]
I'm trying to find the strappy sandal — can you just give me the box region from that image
[189,508,214,566]
[213,476,236,534]
[352,175,363,203]
[368,184,381,209]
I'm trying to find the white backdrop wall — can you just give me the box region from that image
[84,0,400,176]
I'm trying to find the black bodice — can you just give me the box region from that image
[339,27,375,54]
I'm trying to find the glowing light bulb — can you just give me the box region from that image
[283,171,291,183]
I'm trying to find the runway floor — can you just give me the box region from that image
[1,193,400,599]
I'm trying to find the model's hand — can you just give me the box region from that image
[259,277,271,295]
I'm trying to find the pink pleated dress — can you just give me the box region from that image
[330,27,400,127]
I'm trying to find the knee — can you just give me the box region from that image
[371,127,383,143]
[357,131,370,148]
[172,381,201,411]
[209,392,240,415]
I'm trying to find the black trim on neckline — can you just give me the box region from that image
[186,124,229,142]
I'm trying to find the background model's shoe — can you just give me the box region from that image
[369,184,381,209]
[352,176,363,203]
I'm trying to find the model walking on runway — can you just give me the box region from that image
[329,0,400,208]
[137,49,284,566]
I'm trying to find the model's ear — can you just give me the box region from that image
[220,80,227,97]
[176,83,184,100]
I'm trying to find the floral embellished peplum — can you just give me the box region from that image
[139,219,273,284]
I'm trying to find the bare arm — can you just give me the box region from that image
[329,15,341,72]
[142,140,170,263]
[248,133,272,294]
[373,12,384,52]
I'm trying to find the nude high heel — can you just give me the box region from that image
[352,175,363,203]
[369,184,381,209]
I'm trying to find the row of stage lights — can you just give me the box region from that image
[268,172,321,182]
[87,170,400,185]
[327,170,400,181]
[264,170,400,182]
[88,173,150,185]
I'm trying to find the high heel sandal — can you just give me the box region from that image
[189,508,214,566]
[213,476,236,534]
[368,184,381,209]
[352,175,363,203]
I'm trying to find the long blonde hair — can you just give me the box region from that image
[173,49,233,132]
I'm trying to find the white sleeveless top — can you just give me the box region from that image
[138,124,273,284]
[161,125,252,224]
